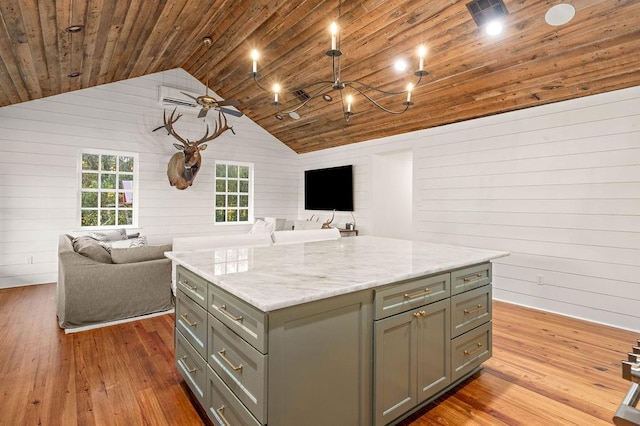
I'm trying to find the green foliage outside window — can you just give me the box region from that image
[80,152,136,228]
[214,162,252,224]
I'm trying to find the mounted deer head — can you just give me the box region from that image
[163,108,235,190]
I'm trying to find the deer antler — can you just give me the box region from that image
[163,108,235,147]
[163,108,188,146]
[195,110,236,146]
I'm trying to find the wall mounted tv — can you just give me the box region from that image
[304,165,354,211]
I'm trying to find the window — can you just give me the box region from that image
[215,161,253,224]
[79,150,138,228]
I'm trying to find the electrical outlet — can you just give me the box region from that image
[536,274,544,285]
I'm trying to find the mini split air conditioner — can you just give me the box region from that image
[158,86,200,111]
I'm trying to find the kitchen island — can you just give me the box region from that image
[166,236,508,426]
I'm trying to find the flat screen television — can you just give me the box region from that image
[304,165,354,211]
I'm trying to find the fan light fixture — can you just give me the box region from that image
[249,17,428,122]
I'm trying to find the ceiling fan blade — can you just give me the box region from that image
[219,107,244,117]
[181,92,199,102]
[198,107,209,118]
[216,99,241,107]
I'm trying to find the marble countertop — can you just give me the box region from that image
[165,236,509,312]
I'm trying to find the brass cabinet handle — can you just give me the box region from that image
[178,355,197,373]
[463,304,484,314]
[218,304,243,322]
[413,310,426,318]
[464,343,484,356]
[463,273,483,283]
[216,405,232,426]
[218,349,243,372]
[180,313,197,327]
[404,288,431,299]
[179,280,197,291]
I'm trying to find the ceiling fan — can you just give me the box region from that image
[183,37,243,119]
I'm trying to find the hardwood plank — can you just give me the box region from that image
[0,284,636,425]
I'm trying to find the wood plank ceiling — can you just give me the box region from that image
[1,0,639,153]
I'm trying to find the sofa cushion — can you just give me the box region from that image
[72,236,113,264]
[111,244,172,264]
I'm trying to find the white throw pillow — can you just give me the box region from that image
[249,219,275,234]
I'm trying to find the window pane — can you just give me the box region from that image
[82,154,99,171]
[101,155,117,171]
[81,192,98,208]
[118,210,133,225]
[215,210,226,222]
[81,210,98,227]
[227,210,237,222]
[216,164,226,177]
[118,175,134,189]
[101,174,116,189]
[239,195,248,207]
[239,166,249,179]
[228,180,238,192]
[82,173,99,189]
[119,156,134,172]
[101,192,116,208]
[228,165,238,178]
[118,192,133,208]
[228,195,237,207]
[100,210,116,226]
[216,195,225,207]
[239,180,249,193]
[216,179,226,192]
[239,209,248,222]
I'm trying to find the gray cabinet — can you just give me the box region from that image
[175,262,493,426]
[374,290,450,426]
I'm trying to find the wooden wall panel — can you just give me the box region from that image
[300,84,640,332]
[0,68,299,288]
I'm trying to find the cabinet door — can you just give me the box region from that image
[416,298,451,403]
[374,309,417,426]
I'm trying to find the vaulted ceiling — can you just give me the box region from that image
[1,1,639,153]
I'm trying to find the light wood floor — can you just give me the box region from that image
[0,283,636,426]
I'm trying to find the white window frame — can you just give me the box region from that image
[214,160,254,225]
[77,149,139,230]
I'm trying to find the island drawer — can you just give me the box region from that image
[450,263,491,295]
[176,329,207,408]
[206,365,262,426]
[209,283,268,353]
[177,265,208,308]
[208,314,267,424]
[374,273,450,320]
[451,321,492,382]
[176,289,208,359]
[450,285,492,338]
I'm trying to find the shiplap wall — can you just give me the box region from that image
[0,68,299,288]
[300,85,640,332]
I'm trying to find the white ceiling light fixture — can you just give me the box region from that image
[485,20,504,36]
[249,1,428,123]
[545,3,576,26]
[467,0,508,35]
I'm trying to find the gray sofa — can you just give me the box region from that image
[57,234,174,330]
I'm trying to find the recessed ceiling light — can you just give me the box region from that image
[394,60,407,72]
[485,20,503,36]
[68,72,81,78]
[545,4,575,26]
[275,113,283,120]
[322,93,332,102]
[65,25,84,33]
[288,111,300,120]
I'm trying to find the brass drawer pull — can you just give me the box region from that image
[404,288,431,299]
[463,304,484,314]
[218,349,243,371]
[218,304,243,322]
[178,355,198,373]
[216,405,232,426]
[179,280,197,291]
[413,310,426,318]
[464,343,484,356]
[463,273,483,283]
[180,313,197,327]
